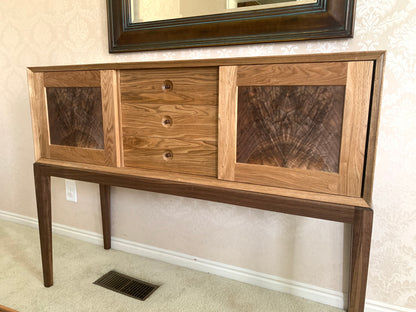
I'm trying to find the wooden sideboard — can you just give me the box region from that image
[28,51,385,312]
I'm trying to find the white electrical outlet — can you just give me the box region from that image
[65,179,77,202]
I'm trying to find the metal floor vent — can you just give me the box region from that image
[93,270,159,301]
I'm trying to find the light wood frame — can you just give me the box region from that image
[218,61,373,197]
[28,70,121,167]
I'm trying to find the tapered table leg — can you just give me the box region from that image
[34,163,53,287]
[348,207,373,312]
[99,184,111,249]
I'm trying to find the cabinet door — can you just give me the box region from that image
[218,62,373,197]
[28,70,120,166]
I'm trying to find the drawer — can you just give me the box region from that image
[123,136,217,177]
[121,104,217,141]
[120,67,218,105]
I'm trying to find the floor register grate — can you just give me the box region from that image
[93,270,159,301]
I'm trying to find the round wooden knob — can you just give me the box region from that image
[161,116,173,128]
[162,80,173,91]
[163,150,173,161]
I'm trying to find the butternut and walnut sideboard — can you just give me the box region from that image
[28,51,385,312]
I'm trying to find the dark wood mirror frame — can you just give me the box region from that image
[107,0,356,52]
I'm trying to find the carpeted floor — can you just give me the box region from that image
[0,219,343,312]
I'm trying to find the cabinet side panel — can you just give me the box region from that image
[28,70,49,160]
[338,61,373,197]
[362,54,385,204]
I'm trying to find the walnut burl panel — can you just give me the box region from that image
[46,87,104,149]
[237,85,345,173]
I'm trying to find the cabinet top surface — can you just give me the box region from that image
[28,51,386,72]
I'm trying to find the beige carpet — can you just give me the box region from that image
[0,219,343,312]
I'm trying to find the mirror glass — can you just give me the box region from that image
[130,0,317,23]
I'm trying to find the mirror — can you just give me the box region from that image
[107,0,356,52]
[130,0,316,23]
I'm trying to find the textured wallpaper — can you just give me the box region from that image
[0,0,415,309]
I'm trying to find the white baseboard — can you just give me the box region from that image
[365,300,416,312]
[0,210,413,312]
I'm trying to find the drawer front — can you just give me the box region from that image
[120,67,218,105]
[122,104,217,141]
[123,136,217,177]
[120,67,218,176]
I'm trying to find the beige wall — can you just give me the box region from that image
[134,0,181,22]
[180,0,225,17]
[0,0,415,309]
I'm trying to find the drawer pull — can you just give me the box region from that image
[162,80,173,91]
[161,116,173,128]
[163,150,173,161]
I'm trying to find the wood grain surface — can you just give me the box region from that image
[120,67,218,105]
[362,54,385,204]
[235,163,340,194]
[100,70,122,167]
[122,104,217,141]
[27,71,49,160]
[237,85,345,173]
[237,62,348,86]
[37,158,369,207]
[123,136,217,177]
[46,87,104,149]
[218,60,375,197]
[337,61,373,197]
[48,145,106,166]
[28,70,120,166]
[33,164,53,287]
[27,51,385,207]
[99,184,111,249]
[28,51,385,73]
[218,66,238,181]
[349,208,373,312]
[34,161,358,223]
[43,71,101,87]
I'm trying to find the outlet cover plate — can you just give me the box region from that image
[65,179,77,202]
